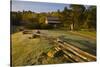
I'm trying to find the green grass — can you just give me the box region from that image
[12,30,96,66]
[78,31,96,37]
[12,32,53,66]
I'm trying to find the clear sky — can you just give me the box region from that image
[11,0,89,13]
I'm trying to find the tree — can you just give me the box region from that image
[83,6,96,30]
[60,7,70,29]
[70,4,86,30]
[11,11,22,25]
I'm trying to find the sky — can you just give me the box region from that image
[11,0,89,13]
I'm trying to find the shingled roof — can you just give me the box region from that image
[45,16,61,24]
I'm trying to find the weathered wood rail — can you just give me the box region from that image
[54,39,96,62]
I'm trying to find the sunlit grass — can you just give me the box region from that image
[78,31,96,37]
[11,30,96,66]
[12,32,53,66]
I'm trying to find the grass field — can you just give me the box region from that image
[11,30,96,66]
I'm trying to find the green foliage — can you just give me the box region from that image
[11,11,22,25]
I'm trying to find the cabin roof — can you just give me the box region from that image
[47,16,59,21]
[46,16,61,24]
[47,21,61,24]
